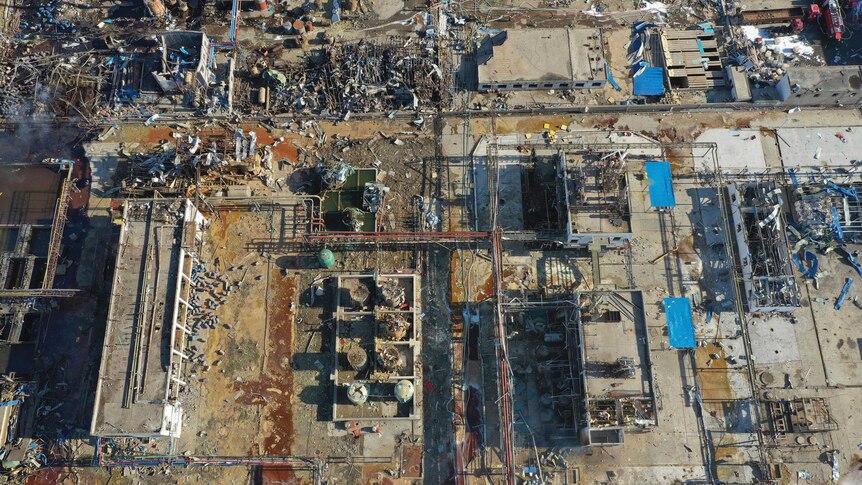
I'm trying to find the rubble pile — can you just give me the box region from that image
[184,261,246,378]
[376,345,402,372]
[376,278,406,308]
[728,25,821,85]
[0,50,106,117]
[121,128,278,195]
[259,38,450,115]
[377,313,410,341]
[0,381,43,478]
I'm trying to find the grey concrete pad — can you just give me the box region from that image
[696,129,768,171]
[748,315,802,365]
[776,126,862,168]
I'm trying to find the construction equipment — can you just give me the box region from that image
[739,2,839,35]
[822,0,845,40]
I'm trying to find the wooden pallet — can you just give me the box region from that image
[660,29,725,90]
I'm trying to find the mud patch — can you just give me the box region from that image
[235,272,297,455]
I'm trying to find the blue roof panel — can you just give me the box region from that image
[633,67,665,96]
[645,161,677,207]
[664,297,696,349]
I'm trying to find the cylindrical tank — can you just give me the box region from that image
[257,87,267,105]
[378,314,409,341]
[376,345,402,372]
[318,248,335,268]
[346,382,369,405]
[254,0,268,10]
[394,380,414,403]
[346,347,368,371]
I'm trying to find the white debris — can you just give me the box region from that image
[642,1,669,13]
[740,26,815,59]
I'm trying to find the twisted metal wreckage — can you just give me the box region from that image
[245,36,451,115]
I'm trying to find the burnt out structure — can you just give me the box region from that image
[0,161,73,299]
[0,160,75,372]
[559,149,633,248]
[112,31,233,112]
[726,181,800,312]
[579,291,655,445]
[504,290,655,451]
[0,160,76,475]
[479,136,636,247]
[91,199,207,439]
[764,398,838,444]
[332,273,421,421]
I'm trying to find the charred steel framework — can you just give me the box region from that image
[0,161,73,299]
[726,180,800,312]
[247,36,452,115]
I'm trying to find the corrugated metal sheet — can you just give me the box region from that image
[664,297,695,348]
[645,161,677,207]
[633,67,665,96]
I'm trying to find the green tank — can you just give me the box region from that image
[317,248,335,269]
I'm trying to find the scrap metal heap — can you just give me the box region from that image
[377,277,406,308]
[788,176,862,248]
[786,174,862,279]
[110,32,232,114]
[0,31,230,119]
[120,128,278,195]
[0,379,40,479]
[377,313,410,341]
[0,46,107,118]
[253,37,450,114]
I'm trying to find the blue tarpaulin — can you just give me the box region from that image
[633,67,665,96]
[645,161,676,207]
[605,61,621,91]
[664,298,695,348]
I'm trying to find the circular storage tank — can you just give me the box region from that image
[347,347,369,371]
[317,248,335,268]
[346,382,370,405]
[394,380,415,403]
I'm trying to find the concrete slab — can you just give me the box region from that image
[776,126,862,168]
[748,315,802,365]
[695,129,768,171]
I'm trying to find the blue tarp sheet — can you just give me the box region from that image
[633,67,665,96]
[605,61,621,91]
[664,298,695,348]
[645,161,676,207]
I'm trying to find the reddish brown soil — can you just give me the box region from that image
[235,272,297,456]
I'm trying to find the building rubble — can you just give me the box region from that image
[239,37,451,115]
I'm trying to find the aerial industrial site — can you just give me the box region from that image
[0,0,861,482]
